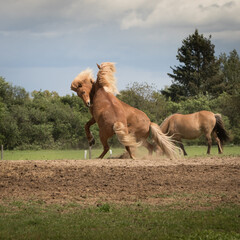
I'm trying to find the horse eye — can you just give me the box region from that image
[78,84,82,88]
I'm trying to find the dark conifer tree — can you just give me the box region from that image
[163,29,221,101]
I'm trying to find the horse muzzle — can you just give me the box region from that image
[86,101,91,108]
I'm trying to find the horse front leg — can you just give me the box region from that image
[85,117,96,146]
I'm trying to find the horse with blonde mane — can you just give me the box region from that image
[160,111,229,155]
[71,62,181,159]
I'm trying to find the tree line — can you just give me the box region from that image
[0,30,239,150]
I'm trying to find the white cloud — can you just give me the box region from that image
[1,0,239,38]
[1,0,239,95]
[120,0,240,33]
[212,30,240,41]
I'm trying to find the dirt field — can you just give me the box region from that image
[0,156,239,207]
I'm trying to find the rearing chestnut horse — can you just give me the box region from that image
[71,62,181,159]
[160,111,229,155]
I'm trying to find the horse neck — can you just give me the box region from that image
[90,83,97,102]
[90,81,105,100]
[93,80,104,93]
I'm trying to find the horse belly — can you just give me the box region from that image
[173,121,201,140]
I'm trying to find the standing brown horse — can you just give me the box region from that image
[160,111,229,155]
[71,62,181,159]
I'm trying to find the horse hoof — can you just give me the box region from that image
[89,138,95,146]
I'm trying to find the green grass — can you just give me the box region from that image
[2,148,123,160]
[0,202,239,240]
[1,145,240,160]
[184,145,240,157]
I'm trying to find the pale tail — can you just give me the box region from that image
[113,122,141,148]
[150,122,181,159]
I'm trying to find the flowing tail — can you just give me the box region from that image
[150,122,181,159]
[113,122,141,148]
[214,114,229,145]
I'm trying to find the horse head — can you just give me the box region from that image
[71,68,95,107]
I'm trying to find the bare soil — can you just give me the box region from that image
[0,156,239,207]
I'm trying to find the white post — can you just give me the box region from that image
[109,149,112,158]
[84,150,87,159]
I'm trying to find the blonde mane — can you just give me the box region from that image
[71,68,94,92]
[97,62,119,95]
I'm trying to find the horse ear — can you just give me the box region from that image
[90,78,94,84]
[97,63,101,69]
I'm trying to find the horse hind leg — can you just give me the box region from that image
[125,146,136,159]
[142,140,155,156]
[206,133,212,154]
[178,141,187,156]
[113,122,139,160]
[98,143,110,159]
[98,131,110,159]
[213,131,223,154]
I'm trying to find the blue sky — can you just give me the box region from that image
[0,0,240,96]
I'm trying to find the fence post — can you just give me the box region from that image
[1,145,3,160]
[109,149,112,158]
[89,146,92,159]
[84,150,87,159]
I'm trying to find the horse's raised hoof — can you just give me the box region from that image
[89,138,95,146]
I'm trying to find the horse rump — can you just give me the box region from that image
[214,114,230,144]
[113,122,141,148]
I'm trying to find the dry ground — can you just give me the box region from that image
[0,156,239,207]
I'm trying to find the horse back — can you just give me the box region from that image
[162,111,216,140]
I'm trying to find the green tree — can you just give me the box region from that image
[0,79,98,149]
[164,29,221,101]
[0,109,20,149]
[212,92,240,144]
[118,82,159,122]
[29,90,92,149]
[0,77,29,148]
[0,98,6,144]
[219,49,240,94]
[0,77,29,106]
[177,94,212,114]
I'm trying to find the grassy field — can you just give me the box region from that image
[1,145,239,239]
[2,145,240,160]
[0,202,239,240]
